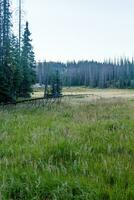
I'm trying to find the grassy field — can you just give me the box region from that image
[0,95,134,199]
[32,87,134,100]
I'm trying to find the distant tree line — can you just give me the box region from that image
[0,0,36,104]
[37,59,134,89]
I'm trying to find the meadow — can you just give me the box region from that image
[0,91,134,199]
[32,87,134,99]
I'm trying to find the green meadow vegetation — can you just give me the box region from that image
[0,1,134,199]
[0,96,134,200]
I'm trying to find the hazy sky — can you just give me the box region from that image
[13,0,134,62]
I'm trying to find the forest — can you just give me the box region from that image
[37,59,134,88]
[0,0,36,103]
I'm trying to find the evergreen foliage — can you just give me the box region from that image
[44,70,62,98]
[20,22,36,98]
[0,0,36,103]
[10,35,22,99]
[50,70,62,97]
[0,0,15,103]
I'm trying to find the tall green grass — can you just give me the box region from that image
[0,99,134,199]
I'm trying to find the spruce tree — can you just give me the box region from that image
[10,35,22,99]
[20,22,36,97]
[0,0,15,103]
[50,70,62,97]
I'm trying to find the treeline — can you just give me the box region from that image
[37,59,134,88]
[0,0,35,103]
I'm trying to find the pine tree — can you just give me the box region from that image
[10,35,22,99]
[0,0,15,103]
[50,70,62,97]
[20,21,36,97]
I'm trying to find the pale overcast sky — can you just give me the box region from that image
[13,0,134,62]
